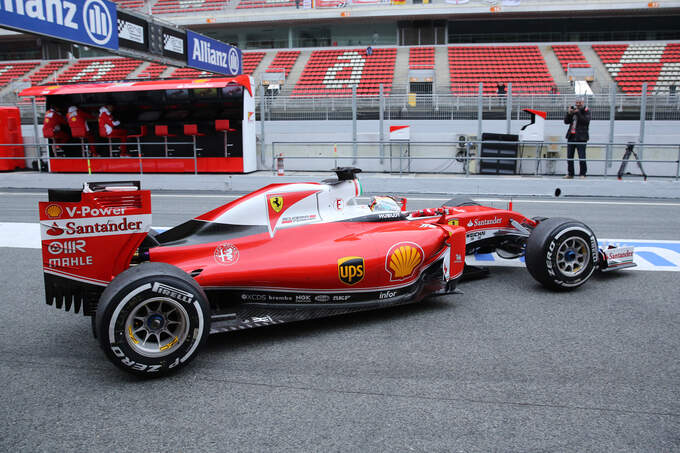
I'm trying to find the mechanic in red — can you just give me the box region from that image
[98,104,129,157]
[42,105,69,156]
[66,105,98,157]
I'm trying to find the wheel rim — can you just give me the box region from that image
[556,236,589,277]
[124,297,190,358]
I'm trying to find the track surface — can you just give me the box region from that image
[1,191,679,451]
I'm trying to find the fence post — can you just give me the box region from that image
[31,97,41,172]
[259,85,267,169]
[639,82,647,160]
[271,142,275,172]
[379,83,384,164]
[606,82,616,176]
[352,85,357,164]
[465,141,470,177]
[506,82,512,134]
[477,82,483,141]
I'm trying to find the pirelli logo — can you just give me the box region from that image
[152,282,194,303]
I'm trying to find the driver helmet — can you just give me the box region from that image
[369,196,400,212]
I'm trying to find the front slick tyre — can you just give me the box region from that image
[525,218,598,291]
[96,262,210,377]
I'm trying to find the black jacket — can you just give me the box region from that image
[564,106,591,142]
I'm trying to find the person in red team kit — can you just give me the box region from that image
[42,106,69,155]
[98,104,128,157]
[66,105,98,157]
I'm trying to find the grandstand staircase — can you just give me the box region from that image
[251,51,276,81]
[393,47,409,94]
[434,46,450,95]
[0,64,40,97]
[160,66,177,78]
[580,45,617,90]
[43,61,73,84]
[541,45,569,87]
[280,50,311,95]
[128,62,153,79]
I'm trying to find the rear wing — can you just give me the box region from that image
[39,181,152,315]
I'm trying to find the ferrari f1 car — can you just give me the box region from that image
[39,168,635,376]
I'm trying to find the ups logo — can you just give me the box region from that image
[338,256,364,285]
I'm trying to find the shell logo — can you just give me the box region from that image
[45,204,63,219]
[385,242,424,281]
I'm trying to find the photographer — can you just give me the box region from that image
[563,97,591,179]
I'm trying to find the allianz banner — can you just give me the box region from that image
[0,0,118,50]
[187,30,241,76]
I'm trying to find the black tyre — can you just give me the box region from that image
[525,217,599,290]
[95,262,211,376]
[442,197,480,207]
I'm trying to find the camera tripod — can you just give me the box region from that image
[617,142,647,181]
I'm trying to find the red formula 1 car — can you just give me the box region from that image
[39,168,635,376]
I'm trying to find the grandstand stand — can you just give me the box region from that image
[594,43,680,94]
[292,48,397,97]
[267,51,301,76]
[137,63,169,79]
[28,60,67,85]
[409,47,434,70]
[170,67,215,78]
[552,45,590,73]
[113,0,145,8]
[57,58,143,83]
[236,0,296,9]
[152,0,228,14]
[448,46,556,95]
[243,52,266,75]
[0,61,40,89]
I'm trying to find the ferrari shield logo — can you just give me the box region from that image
[338,256,364,285]
[270,196,284,213]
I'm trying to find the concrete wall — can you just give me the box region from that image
[261,120,680,177]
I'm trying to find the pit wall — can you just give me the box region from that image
[262,120,679,177]
[17,121,679,177]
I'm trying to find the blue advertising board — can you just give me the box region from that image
[187,30,242,76]
[0,0,118,50]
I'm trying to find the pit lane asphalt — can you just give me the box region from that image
[1,191,679,452]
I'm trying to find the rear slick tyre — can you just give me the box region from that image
[95,262,210,377]
[525,217,599,290]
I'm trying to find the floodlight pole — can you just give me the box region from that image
[506,82,512,134]
[639,82,648,160]
[31,97,41,173]
[477,82,483,141]
[260,84,266,168]
[379,83,384,164]
[607,82,616,173]
[352,85,357,164]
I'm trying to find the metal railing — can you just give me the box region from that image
[6,88,680,124]
[269,140,680,179]
[260,92,680,121]
[2,138,678,179]
[0,140,201,174]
